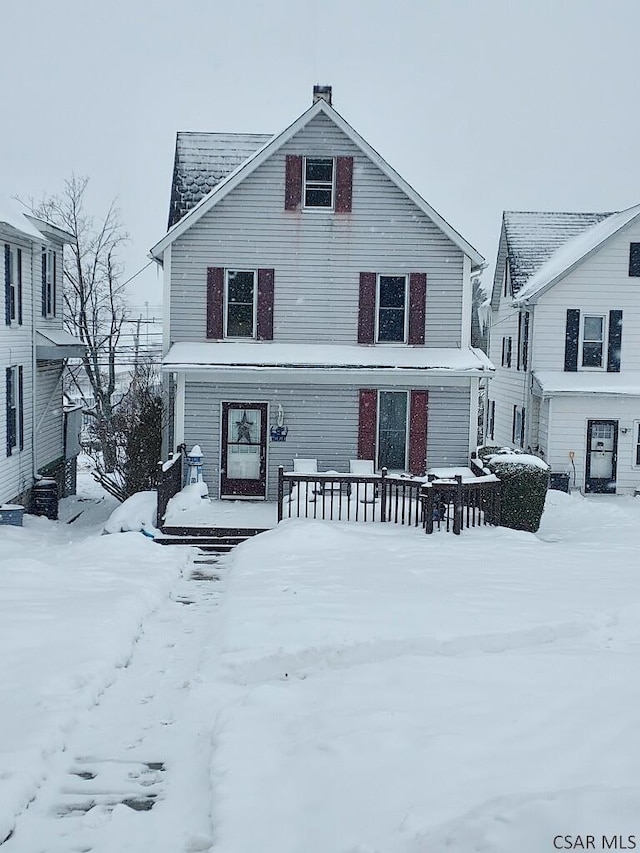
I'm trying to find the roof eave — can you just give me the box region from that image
[150,99,484,267]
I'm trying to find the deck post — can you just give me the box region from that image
[453,475,463,535]
[380,467,388,522]
[277,466,284,523]
[424,485,434,534]
[156,460,164,529]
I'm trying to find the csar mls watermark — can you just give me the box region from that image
[553,836,636,850]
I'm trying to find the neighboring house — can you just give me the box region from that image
[1,204,85,507]
[150,86,492,501]
[488,204,640,494]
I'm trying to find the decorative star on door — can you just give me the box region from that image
[236,411,253,443]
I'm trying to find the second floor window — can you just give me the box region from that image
[42,248,56,317]
[4,245,22,325]
[304,157,334,208]
[225,270,256,338]
[377,275,407,342]
[501,336,512,368]
[581,314,605,368]
[629,243,640,276]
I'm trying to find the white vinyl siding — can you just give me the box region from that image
[531,218,640,372]
[35,362,64,471]
[170,112,465,348]
[183,381,470,500]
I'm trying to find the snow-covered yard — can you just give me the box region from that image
[1,483,640,851]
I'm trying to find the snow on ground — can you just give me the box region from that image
[208,491,640,852]
[0,466,189,847]
[3,478,640,851]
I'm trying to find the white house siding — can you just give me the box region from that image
[543,394,640,495]
[169,112,465,349]
[0,232,34,504]
[34,361,64,472]
[182,380,470,500]
[531,218,640,372]
[488,273,528,448]
[537,397,550,457]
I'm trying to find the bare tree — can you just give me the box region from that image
[21,175,129,471]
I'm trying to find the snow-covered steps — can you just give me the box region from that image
[155,525,268,553]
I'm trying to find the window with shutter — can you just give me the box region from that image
[629,243,640,276]
[6,366,18,456]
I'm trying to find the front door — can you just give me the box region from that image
[220,402,268,499]
[585,420,618,494]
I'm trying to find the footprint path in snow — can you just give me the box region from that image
[1,550,227,853]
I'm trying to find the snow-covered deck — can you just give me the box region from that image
[164,497,278,530]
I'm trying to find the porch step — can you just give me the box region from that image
[155,526,269,553]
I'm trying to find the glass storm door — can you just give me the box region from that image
[585,420,618,494]
[220,403,268,499]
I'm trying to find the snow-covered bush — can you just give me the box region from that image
[477,446,550,533]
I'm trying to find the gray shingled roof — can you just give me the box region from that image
[168,131,273,228]
[504,211,612,294]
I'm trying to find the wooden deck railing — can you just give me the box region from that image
[156,446,185,528]
[277,466,501,534]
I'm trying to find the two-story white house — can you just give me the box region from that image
[150,86,492,501]
[488,205,640,494]
[1,204,85,508]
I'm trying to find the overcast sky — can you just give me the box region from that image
[2,0,638,307]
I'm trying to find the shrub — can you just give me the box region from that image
[477,446,549,533]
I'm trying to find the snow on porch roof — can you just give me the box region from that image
[533,370,640,396]
[162,342,494,374]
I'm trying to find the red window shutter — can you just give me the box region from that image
[206,267,224,339]
[285,155,303,210]
[358,272,376,344]
[408,390,428,475]
[358,389,378,461]
[257,268,275,340]
[335,156,353,212]
[408,272,426,345]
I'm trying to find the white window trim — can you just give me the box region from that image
[7,246,16,322]
[579,312,607,371]
[43,248,55,318]
[7,364,19,452]
[634,421,640,467]
[376,389,409,472]
[302,156,335,211]
[375,274,408,344]
[223,269,257,340]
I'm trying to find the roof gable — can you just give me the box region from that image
[151,99,484,269]
[514,205,640,302]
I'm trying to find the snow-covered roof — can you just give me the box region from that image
[503,210,610,297]
[162,341,493,375]
[533,370,640,396]
[36,330,86,360]
[151,98,485,271]
[514,204,640,302]
[0,201,49,243]
[168,131,272,228]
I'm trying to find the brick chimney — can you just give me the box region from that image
[312,85,332,106]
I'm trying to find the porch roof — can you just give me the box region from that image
[162,342,494,376]
[36,329,86,361]
[533,370,640,397]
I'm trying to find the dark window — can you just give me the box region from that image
[42,249,56,317]
[511,406,525,448]
[629,243,640,276]
[378,391,407,470]
[501,336,512,368]
[225,270,256,338]
[517,311,529,370]
[377,275,407,342]
[304,157,334,208]
[502,258,509,297]
[582,315,605,368]
[488,400,495,441]
[636,424,640,466]
[6,365,18,455]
